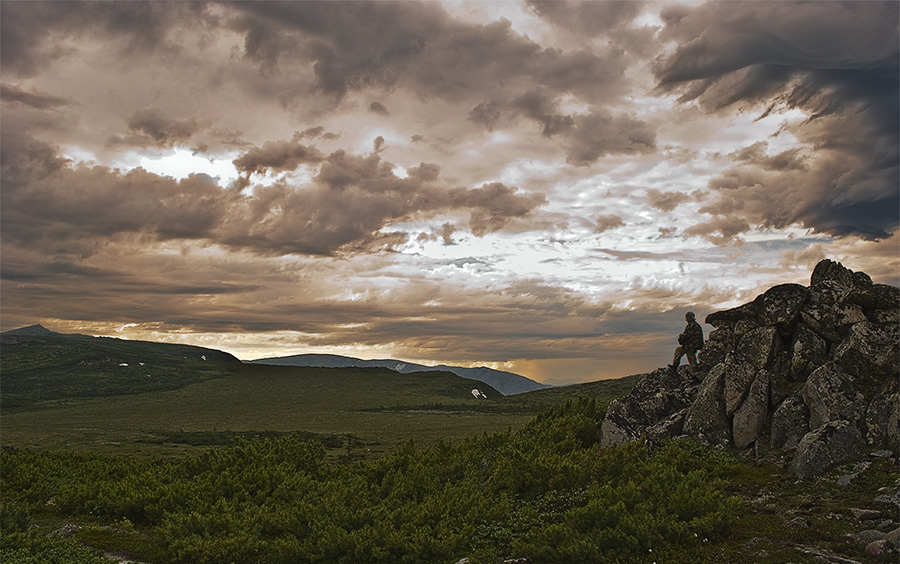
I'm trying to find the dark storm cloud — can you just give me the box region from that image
[369,101,390,116]
[655,1,899,241]
[563,111,656,166]
[1,155,224,249]
[2,131,545,257]
[228,0,643,160]
[0,83,69,109]
[233,138,323,175]
[115,106,202,148]
[0,1,213,77]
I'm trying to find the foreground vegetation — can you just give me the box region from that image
[2,399,737,563]
[4,398,895,564]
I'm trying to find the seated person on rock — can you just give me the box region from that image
[669,311,703,373]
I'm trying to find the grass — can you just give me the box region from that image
[0,360,638,460]
[1,332,639,459]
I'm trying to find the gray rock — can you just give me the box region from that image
[837,462,871,486]
[890,392,900,456]
[771,393,810,449]
[790,516,810,528]
[865,381,899,453]
[797,545,862,564]
[854,529,886,544]
[733,370,770,449]
[850,508,882,521]
[48,523,80,537]
[790,323,828,381]
[600,367,698,447]
[800,297,867,344]
[885,527,900,548]
[645,408,687,440]
[735,326,781,373]
[802,364,866,430]
[864,539,894,556]
[874,494,900,512]
[810,259,855,289]
[832,322,900,381]
[756,283,810,332]
[724,356,758,416]
[850,284,900,324]
[684,364,731,446]
[789,420,863,479]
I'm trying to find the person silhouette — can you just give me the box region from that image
[669,311,703,373]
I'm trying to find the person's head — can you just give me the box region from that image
[685,311,695,322]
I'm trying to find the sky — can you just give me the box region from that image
[1,0,898,385]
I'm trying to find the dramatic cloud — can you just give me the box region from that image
[112,106,202,148]
[0,83,69,109]
[655,1,899,240]
[233,137,323,175]
[1,1,896,383]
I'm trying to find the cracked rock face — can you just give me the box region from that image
[600,259,899,478]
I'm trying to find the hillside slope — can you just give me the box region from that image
[249,353,551,395]
[1,325,240,410]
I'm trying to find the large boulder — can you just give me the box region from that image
[698,325,732,368]
[732,369,770,449]
[865,380,900,453]
[802,363,867,430]
[789,420,863,479]
[770,393,810,449]
[683,364,731,446]
[810,259,855,288]
[754,284,809,333]
[832,321,900,381]
[723,355,757,416]
[789,323,828,381]
[850,284,900,324]
[600,367,698,447]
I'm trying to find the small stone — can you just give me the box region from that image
[872,450,893,458]
[885,527,900,548]
[850,508,882,521]
[877,520,894,530]
[47,523,79,537]
[853,529,885,544]
[874,494,900,511]
[865,539,893,555]
[789,517,810,528]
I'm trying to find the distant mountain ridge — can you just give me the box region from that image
[2,324,60,336]
[248,353,551,395]
[1,324,241,364]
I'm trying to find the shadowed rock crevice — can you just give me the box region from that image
[600,259,899,478]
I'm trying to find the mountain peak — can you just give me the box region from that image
[2,324,58,336]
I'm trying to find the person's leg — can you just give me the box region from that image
[669,346,684,370]
[686,350,698,370]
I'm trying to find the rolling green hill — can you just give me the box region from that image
[0,327,638,457]
[1,325,240,411]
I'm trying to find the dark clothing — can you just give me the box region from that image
[678,319,704,352]
[671,318,704,372]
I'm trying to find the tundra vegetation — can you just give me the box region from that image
[1,275,897,564]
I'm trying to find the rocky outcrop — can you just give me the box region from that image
[600,259,899,478]
[600,367,698,446]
